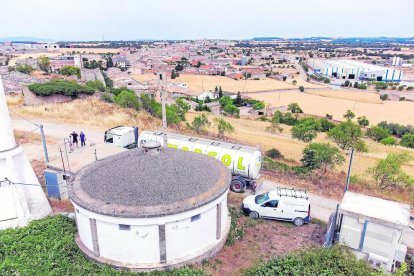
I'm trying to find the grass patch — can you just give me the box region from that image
[0,215,206,275]
[243,245,385,276]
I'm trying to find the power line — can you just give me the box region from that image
[8,109,39,127]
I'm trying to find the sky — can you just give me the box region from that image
[0,0,413,41]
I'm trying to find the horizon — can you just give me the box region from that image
[1,0,413,41]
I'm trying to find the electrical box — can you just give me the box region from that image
[44,169,67,200]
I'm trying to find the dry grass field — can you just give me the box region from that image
[185,111,414,183]
[9,97,161,131]
[132,74,324,93]
[247,90,414,125]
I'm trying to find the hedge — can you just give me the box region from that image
[28,80,95,97]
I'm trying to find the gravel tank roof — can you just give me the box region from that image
[68,147,231,218]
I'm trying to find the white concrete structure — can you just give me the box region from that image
[308,59,403,82]
[0,76,52,230]
[337,192,409,272]
[69,144,231,271]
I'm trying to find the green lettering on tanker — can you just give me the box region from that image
[221,154,232,167]
[182,146,189,151]
[207,151,217,157]
[237,157,245,170]
[194,149,202,154]
[168,143,178,149]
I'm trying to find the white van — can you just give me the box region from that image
[242,187,311,226]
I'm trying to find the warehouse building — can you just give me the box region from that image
[308,59,402,82]
[68,142,231,271]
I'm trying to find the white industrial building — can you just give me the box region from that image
[336,192,409,272]
[0,76,52,230]
[68,142,231,271]
[308,59,403,82]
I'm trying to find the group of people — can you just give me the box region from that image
[68,131,86,151]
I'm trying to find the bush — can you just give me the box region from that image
[287,103,303,113]
[357,83,368,90]
[357,116,369,127]
[100,92,113,103]
[378,121,414,137]
[0,216,205,275]
[86,80,105,92]
[266,148,283,159]
[223,103,240,117]
[28,80,94,97]
[354,139,369,152]
[380,94,389,101]
[15,64,34,74]
[325,114,333,120]
[399,96,406,101]
[366,126,391,142]
[252,101,265,110]
[318,118,336,132]
[380,136,397,145]
[113,89,140,110]
[58,65,80,78]
[400,133,414,148]
[298,85,305,92]
[244,246,378,276]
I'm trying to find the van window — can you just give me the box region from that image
[255,192,269,204]
[263,200,278,208]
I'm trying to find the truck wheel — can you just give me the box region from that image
[230,179,245,193]
[293,217,304,226]
[249,211,259,219]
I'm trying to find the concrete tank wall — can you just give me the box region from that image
[72,190,229,268]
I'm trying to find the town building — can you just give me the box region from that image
[68,143,231,271]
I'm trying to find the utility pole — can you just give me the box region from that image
[39,124,49,163]
[158,72,168,146]
[344,147,355,193]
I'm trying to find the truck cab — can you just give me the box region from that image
[104,126,138,149]
[242,187,311,226]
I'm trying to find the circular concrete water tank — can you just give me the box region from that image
[68,145,231,271]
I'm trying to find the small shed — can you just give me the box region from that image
[337,192,410,272]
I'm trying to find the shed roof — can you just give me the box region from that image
[339,192,410,226]
[69,147,230,218]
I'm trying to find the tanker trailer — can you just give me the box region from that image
[138,131,262,193]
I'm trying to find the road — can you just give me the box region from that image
[12,119,414,248]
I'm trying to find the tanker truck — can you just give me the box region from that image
[138,131,262,193]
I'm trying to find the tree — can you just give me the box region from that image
[328,121,362,150]
[343,109,355,121]
[37,55,50,73]
[219,96,232,107]
[298,86,305,92]
[234,91,243,106]
[357,116,369,127]
[287,103,303,113]
[366,126,391,142]
[107,56,114,68]
[218,86,223,98]
[214,117,234,139]
[344,80,350,87]
[187,114,211,134]
[114,89,140,110]
[266,115,284,134]
[15,64,34,74]
[223,103,240,117]
[174,98,190,121]
[318,118,336,132]
[291,117,321,142]
[292,80,297,85]
[367,153,414,190]
[380,94,389,101]
[400,133,414,148]
[301,143,345,175]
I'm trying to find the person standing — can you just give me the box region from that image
[68,135,74,152]
[80,131,86,147]
[71,131,79,148]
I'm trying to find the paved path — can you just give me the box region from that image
[12,119,124,173]
[257,179,414,249]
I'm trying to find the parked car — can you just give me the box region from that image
[242,187,311,226]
